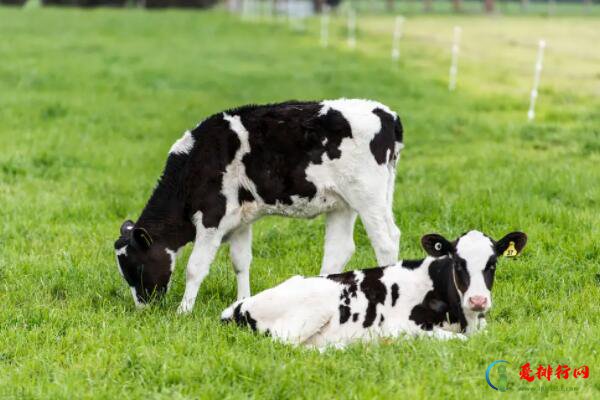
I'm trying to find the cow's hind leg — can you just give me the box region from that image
[177,227,223,314]
[359,207,399,266]
[343,179,399,266]
[320,208,357,275]
[384,166,401,257]
[228,225,252,301]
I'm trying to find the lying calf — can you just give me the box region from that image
[221,230,527,347]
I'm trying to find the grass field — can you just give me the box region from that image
[1,6,599,399]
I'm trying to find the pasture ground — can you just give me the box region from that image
[0,7,599,399]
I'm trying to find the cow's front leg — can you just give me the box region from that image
[426,327,468,341]
[465,315,487,335]
[177,228,223,314]
[228,225,252,301]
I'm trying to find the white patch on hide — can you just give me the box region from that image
[221,113,262,224]
[169,130,195,155]
[455,230,495,314]
[130,287,145,309]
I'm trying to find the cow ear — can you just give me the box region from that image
[421,234,455,257]
[132,227,153,250]
[120,220,135,236]
[495,232,527,257]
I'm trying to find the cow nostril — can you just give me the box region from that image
[469,296,487,307]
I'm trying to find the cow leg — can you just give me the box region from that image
[229,225,252,301]
[383,165,401,259]
[177,228,223,314]
[426,328,468,341]
[360,208,399,266]
[385,206,401,256]
[320,208,357,275]
[343,182,399,266]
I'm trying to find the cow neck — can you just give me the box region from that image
[429,257,468,331]
[136,161,196,251]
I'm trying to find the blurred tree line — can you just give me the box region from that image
[0,0,218,6]
[0,0,597,13]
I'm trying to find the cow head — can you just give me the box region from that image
[421,230,527,317]
[114,220,174,307]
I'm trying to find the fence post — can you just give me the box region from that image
[321,5,330,48]
[391,16,404,62]
[528,40,546,121]
[347,9,356,49]
[448,26,461,91]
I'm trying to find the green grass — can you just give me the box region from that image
[1,7,599,399]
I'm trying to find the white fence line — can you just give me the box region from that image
[448,26,461,91]
[391,16,404,62]
[528,39,546,121]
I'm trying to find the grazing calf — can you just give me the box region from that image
[114,99,404,313]
[221,230,527,348]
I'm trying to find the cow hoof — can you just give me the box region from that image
[177,303,193,315]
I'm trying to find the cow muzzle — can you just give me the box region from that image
[468,295,489,312]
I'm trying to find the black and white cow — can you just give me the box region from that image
[221,230,527,347]
[114,99,404,313]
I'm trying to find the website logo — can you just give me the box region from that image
[486,360,589,392]
[486,360,509,391]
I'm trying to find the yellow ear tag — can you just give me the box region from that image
[503,241,518,257]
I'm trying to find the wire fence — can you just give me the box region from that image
[229,0,600,16]
[230,1,600,121]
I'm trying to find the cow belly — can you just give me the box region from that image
[304,322,384,347]
[258,190,344,219]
